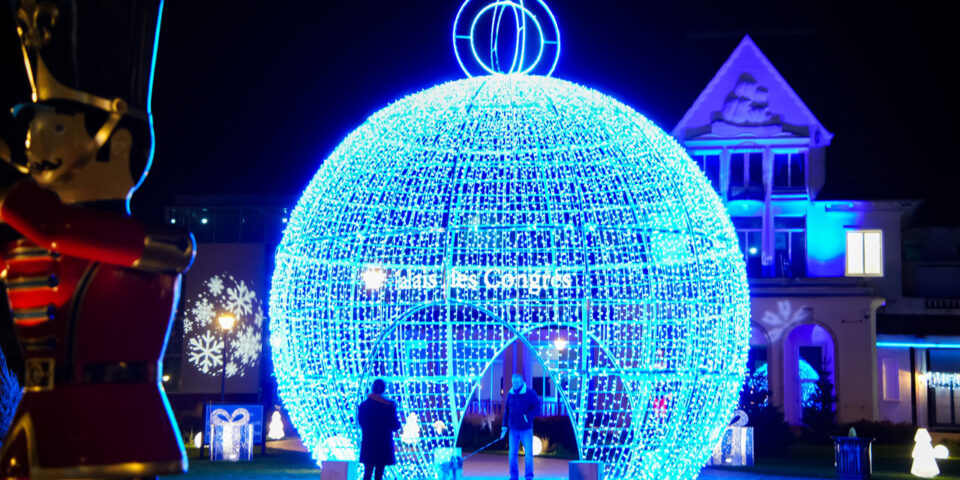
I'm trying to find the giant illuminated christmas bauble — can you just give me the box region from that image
[270,4,749,479]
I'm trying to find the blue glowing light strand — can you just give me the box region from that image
[453,0,560,77]
[127,0,164,214]
[470,2,544,76]
[877,341,960,350]
[270,75,751,480]
[488,3,515,74]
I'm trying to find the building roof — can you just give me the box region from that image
[671,35,833,147]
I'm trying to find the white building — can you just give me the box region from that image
[482,35,951,429]
[673,34,960,430]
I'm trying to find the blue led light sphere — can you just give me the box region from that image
[270,74,750,480]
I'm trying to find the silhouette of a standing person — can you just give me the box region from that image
[358,378,401,480]
[500,373,541,480]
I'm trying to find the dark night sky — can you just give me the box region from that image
[1,1,958,223]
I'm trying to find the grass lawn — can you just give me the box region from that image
[167,448,319,479]
[710,443,960,479]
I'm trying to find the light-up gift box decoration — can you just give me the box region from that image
[209,407,255,462]
[707,410,754,467]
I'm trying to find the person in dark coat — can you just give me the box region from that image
[500,373,541,480]
[358,379,402,480]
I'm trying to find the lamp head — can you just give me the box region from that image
[218,313,236,331]
[361,265,387,291]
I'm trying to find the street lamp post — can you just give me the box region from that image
[218,313,236,402]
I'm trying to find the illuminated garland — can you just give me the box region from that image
[269,74,751,479]
[926,372,960,389]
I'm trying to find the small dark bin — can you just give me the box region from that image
[832,436,874,479]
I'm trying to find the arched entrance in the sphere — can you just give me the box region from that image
[354,302,641,479]
[355,302,575,479]
[455,326,582,461]
[782,322,836,425]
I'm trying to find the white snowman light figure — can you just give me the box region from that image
[912,428,943,478]
[401,413,422,445]
[267,411,285,440]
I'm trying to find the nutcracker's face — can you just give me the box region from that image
[24,110,93,186]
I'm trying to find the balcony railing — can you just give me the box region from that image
[728,185,765,201]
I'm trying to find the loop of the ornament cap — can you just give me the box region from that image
[453,0,560,78]
[470,2,544,76]
[490,3,525,74]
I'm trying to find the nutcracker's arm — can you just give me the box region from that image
[0,162,195,273]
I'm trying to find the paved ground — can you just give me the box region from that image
[170,438,958,479]
[172,448,828,479]
[461,454,827,480]
[239,439,831,480]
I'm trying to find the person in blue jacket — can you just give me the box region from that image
[358,379,401,480]
[500,373,541,480]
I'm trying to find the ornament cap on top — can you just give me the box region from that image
[453,0,560,78]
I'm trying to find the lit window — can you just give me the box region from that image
[846,230,883,277]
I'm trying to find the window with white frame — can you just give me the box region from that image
[846,230,883,277]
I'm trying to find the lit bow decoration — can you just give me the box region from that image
[210,407,252,429]
[730,409,749,427]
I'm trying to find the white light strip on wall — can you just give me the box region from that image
[924,372,960,389]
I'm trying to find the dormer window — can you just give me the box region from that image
[773,151,806,189]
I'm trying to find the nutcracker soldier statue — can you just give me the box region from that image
[0,0,193,478]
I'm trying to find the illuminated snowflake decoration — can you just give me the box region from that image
[186,273,264,378]
[225,280,256,318]
[187,297,215,333]
[207,276,225,296]
[234,326,263,366]
[188,331,224,374]
[270,72,750,479]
